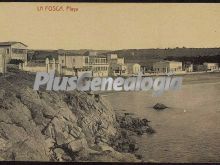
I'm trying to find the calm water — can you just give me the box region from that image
[105,75,220,162]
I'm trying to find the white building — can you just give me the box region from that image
[58,51,109,77]
[203,63,219,72]
[107,54,127,76]
[0,42,28,74]
[126,63,141,75]
[59,54,88,69]
[88,55,109,77]
[153,61,183,74]
[20,58,62,74]
[0,42,28,62]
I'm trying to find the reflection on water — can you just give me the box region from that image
[106,81,220,162]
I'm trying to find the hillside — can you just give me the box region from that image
[108,48,220,65]
[0,68,145,162]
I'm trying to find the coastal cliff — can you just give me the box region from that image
[0,69,143,162]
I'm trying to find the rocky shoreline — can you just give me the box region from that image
[109,112,155,160]
[0,69,154,162]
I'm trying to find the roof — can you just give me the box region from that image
[0,41,28,47]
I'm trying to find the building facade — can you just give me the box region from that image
[0,49,6,73]
[0,42,28,74]
[57,51,109,77]
[107,54,127,76]
[0,42,28,62]
[203,63,219,71]
[153,61,183,74]
[183,62,193,72]
[20,58,62,74]
[126,63,141,75]
[59,54,89,69]
[88,55,109,77]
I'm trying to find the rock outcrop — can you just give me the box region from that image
[0,70,140,162]
[116,113,155,136]
[153,103,168,110]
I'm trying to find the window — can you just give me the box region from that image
[6,48,9,54]
[12,48,26,54]
[85,57,89,64]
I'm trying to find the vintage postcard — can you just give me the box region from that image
[0,2,220,163]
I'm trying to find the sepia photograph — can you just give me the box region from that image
[0,2,220,163]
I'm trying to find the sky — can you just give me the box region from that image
[1,3,220,50]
